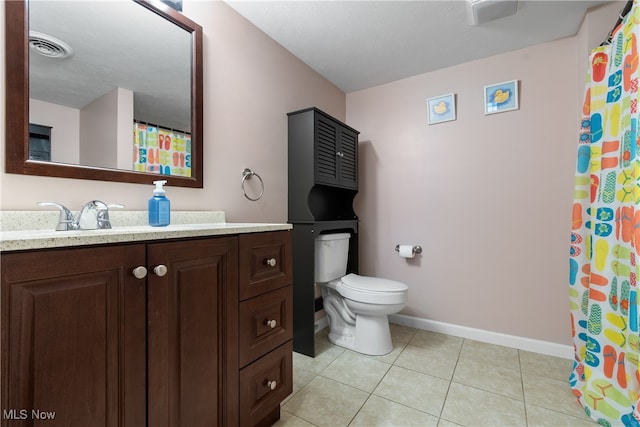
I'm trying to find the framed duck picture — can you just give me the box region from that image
[427,93,456,125]
[484,80,519,115]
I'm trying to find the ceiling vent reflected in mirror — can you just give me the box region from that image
[160,0,182,12]
[29,31,73,59]
[466,0,518,26]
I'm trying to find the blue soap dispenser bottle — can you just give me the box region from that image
[149,180,170,227]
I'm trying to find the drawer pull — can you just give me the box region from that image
[153,265,168,277]
[265,258,277,267]
[132,266,148,279]
[265,319,277,328]
[266,380,277,390]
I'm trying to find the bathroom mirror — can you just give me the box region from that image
[5,0,203,187]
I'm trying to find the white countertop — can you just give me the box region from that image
[0,211,292,252]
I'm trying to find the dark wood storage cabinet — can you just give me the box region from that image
[288,107,360,223]
[1,230,292,427]
[288,107,360,357]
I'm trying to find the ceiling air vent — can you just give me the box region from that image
[466,0,518,25]
[29,31,74,59]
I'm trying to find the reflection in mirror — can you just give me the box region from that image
[5,0,203,188]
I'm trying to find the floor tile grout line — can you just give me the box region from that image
[518,349,529,426]
[436,337,465,423]
[346,393,373,426]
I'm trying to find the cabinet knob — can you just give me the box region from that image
[132,266,148,279]
[266,380,277,390]
[265,258,277,267]
[153,265,168,277]
[265,319,277,328]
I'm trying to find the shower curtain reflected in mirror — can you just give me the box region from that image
[570,3,640,425]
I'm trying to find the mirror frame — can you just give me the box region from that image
[5,0,203,188]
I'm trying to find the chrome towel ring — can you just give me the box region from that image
[241,168,264,201]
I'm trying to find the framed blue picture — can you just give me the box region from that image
[427,93,456,125]
[484,80,519,115]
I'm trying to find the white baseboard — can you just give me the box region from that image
[314,316,329,332]
[389,313,574,360]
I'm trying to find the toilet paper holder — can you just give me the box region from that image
[395,245,422,255]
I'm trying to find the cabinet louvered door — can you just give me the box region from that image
[314,115,339,186]
[338,128,358,189]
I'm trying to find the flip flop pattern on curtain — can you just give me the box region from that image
[569,2,640,425]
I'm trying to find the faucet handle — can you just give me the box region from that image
[98,203,125,229]
[37,202,77,231]
[77,200,117,230]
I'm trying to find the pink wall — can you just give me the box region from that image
[29,99,80,164]
[0,1,344,222]
[346,2,623,345]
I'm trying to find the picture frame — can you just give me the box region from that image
[484,80,519,115]
[426,93,456,125]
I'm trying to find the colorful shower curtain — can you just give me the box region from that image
[133,122,192,177]
[570,2,640,425]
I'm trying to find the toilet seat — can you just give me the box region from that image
[337,273,408,305]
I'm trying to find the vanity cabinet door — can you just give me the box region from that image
[1,244,147,427]
[146,237,238,427]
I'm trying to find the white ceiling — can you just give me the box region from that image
[226,0,615,93]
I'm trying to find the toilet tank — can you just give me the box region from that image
[314,233,351,283]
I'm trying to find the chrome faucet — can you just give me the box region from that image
[37,202,77,231]
[37,201,124,230]
[78,200,124,230]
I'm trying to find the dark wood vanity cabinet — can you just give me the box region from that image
[1,230,292,427]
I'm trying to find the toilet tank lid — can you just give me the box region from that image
[316,233,351,241]
[341,273,408,292]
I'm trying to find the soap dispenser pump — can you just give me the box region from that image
[149,180,170,227]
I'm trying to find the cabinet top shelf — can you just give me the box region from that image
[287,107,360,134]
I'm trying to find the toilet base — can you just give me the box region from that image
[328,314,393,356]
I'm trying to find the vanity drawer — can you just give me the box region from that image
[239,286,293,367]
[239,231,292,300]
[239,341,293,427]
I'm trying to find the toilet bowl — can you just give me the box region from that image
[315,233,409,356]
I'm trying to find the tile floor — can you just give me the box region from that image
[274,324,596,427]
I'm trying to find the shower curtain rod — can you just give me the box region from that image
[601,0,633,46]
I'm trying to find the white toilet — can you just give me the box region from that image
[315,233,408,356]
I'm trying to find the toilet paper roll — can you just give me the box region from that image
[398,245,415,258]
